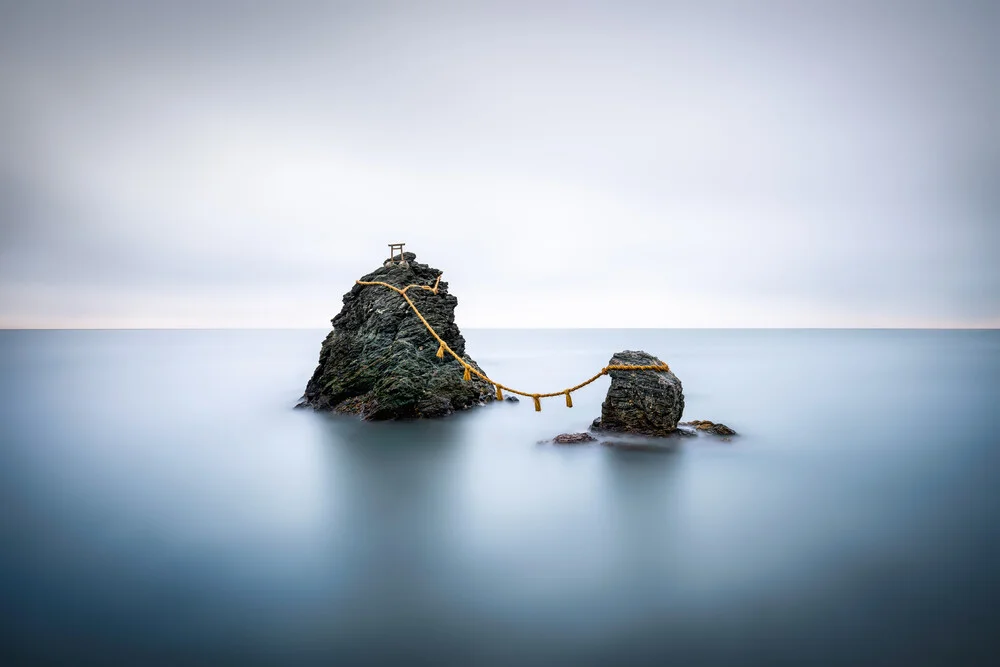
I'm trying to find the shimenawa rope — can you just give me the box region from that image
[355,274,670,411]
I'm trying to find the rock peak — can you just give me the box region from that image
[387,251,417,264]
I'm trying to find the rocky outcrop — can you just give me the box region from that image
[591,350,684,436]
[298,252,494,419]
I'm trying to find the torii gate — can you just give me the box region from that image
[388,242,406,264]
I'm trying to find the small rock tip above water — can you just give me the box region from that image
[680,420,738,438]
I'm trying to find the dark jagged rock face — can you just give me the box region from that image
[591,350,684,436]
[300,253,494,419]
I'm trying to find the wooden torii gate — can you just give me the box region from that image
[388,242,405,264]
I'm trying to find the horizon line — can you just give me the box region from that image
[1,326,998,332]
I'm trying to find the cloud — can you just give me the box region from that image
[1,0,997,327]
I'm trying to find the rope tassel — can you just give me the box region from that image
[436,341,445,358]
[496,386,503,401]
[462,365,471,382]
[565,391,573,408]
[533,395,541,412]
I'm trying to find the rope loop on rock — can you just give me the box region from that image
[355,275,672,410]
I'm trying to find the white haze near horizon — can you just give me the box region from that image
[0,0,997,329]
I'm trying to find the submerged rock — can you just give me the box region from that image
[299,252,494,419]
[681,420,738,437]
[549,432,598,445]
[591,350,684,437]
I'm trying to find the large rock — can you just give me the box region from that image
[591,350,684,436]
[299,252,494,419]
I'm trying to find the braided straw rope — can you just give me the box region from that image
[356,274,671,411]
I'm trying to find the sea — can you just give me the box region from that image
[1,328,998,666]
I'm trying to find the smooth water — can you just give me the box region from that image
[1,329,998,666]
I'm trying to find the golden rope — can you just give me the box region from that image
[356,275,671,411]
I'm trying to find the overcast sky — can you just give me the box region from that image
[1,0,997,328]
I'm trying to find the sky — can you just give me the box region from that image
[1,0,997,328]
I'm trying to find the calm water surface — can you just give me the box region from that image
[1,329,998,665]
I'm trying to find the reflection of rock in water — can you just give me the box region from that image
[600,439,677,453]
[591,350,684,436]
[597,428,692,452]
[298,252,493,419]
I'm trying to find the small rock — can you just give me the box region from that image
[504,395,520,403]
[551,433,598,445]
[711,423,737,436]
[594,350,684,436]
[680,420,738,437]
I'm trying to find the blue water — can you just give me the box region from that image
[1,329,998,666]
